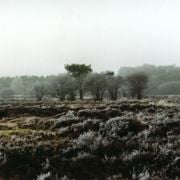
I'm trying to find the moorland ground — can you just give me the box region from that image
[0,97,179,180]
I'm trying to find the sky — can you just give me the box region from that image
[0,0,180,76]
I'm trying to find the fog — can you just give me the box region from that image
[0,0,180,76]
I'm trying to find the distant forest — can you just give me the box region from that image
[119,64,180,95]
[0,64,180,100]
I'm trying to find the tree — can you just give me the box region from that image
[65,64,92,100]
[0,88,15,98]
[85,73,108,101]
[0,77,13,93]
[10,77,25,95]
[65,76,78,101]
[127,72,148,99]
[50,74,78,101]
[119,64,180,95]
[157,81,180,95]
[105,72,123,100]
[32,81,47,101]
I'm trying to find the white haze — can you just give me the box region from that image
[0,0,180,76]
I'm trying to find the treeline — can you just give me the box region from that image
[119,64,180,95]
[1,64,180,101]
[0,64,148,101]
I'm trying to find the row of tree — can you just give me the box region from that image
[119,64,180,95]
[0,64,149,101]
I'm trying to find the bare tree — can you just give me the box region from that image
[10,77,25,95]
[0,88,15,98]
[85,73,108,101]
[127,72,148,99]
[105,72,123,100]
[51,74,78,101]
[33,81,47,101]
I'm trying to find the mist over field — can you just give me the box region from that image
[0,0,180,75]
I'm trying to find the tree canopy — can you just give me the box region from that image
[65,64,92,99]
[65,64,92,78]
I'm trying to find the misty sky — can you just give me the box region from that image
[0,0,180,76]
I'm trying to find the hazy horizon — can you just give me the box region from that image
[0,0,180,76]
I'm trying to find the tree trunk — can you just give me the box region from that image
[60,95,65,101]
[137,91,142,99]
[79,88,83,100]
[69,92,76,101]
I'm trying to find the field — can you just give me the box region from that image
[0,97,179,180]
